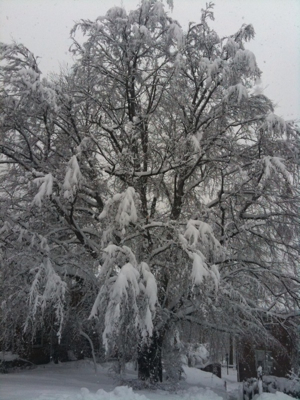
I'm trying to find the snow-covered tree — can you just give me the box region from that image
[1,1,299,382]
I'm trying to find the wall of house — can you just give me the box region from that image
[237,324,294,382]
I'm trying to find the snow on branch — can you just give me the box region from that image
[106,6,127,20]
[233,49,257,75]
[190,251,220,291]
[207,57,222,84]
[32,173,53,207]
[89,244,138,320]
[152,1,166,20]
[0,221,12,235]
[89,245,158,350]
[116,187,138,231]
[225,83,248,104]
[183,219,221,254]
[168,22,184,49]
[180,219,222,291]
[211,264,220,292]
[223,38,240,57]
[111,263,140,304]
[262,113,287,135]
[101,244,137,267]
[100,187,138,233]
[27,257,67,341]
[263,156,292,184]
[191,252,209,285]
[1,43,58,111]
[101,260,157,350]
[139,262,158,312]
[63,155,83,199]
[76,137,90,155]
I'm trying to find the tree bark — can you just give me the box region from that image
[229,334,234,366]
[138,331,164,383]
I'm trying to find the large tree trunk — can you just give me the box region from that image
[138,331,164,383]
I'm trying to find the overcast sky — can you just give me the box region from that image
[0,0,299,120]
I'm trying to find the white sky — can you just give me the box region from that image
[0,0,299,119]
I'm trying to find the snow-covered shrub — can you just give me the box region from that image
[184,343,209,368]
[0,353,35,373]
[263,374,300,399]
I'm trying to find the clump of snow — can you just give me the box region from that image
[152,1,166,20]
[32,173,53,207]
[100,187,138,233]
[183,219,221,252]
[184,222,199,247]
[210,264,220,291]
[101,260,140,349]
[115,187,137,232]
[252,77,264,95]
[168,22,184,48]
[27,257,67,340]
[90,245,157,350]
[180,220,221,289]
[174,52,184,71]
[0,220,11,234]
[106,6,127,20]
[40,235,50,252]
[223,38,240,57]
[100,258,157,345]
[11,62,58,111]
[139,25,150,37]
[191,253,209,285]
[76,137,90,155]
[262,113,287,135]
[139,261,157,312]
[263,156,291,183]
[226,83,248,103]
[233,49,257,74]
[207,57,222,83]
[63,155,83,199]
[111,263,140,304]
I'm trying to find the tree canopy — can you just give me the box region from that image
[0,0,299,382]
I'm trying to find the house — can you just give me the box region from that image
[237,322,298,382]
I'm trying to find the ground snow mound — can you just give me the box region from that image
[182,365,224,389]
[34,386,223,400]
[178,386,223,399]
[33,386,149,400]
[80,386,148,400]
[254,392,295,400]
[0,361,230,400]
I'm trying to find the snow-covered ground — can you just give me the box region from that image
[0,360,293,400]
[253,394,295,400]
